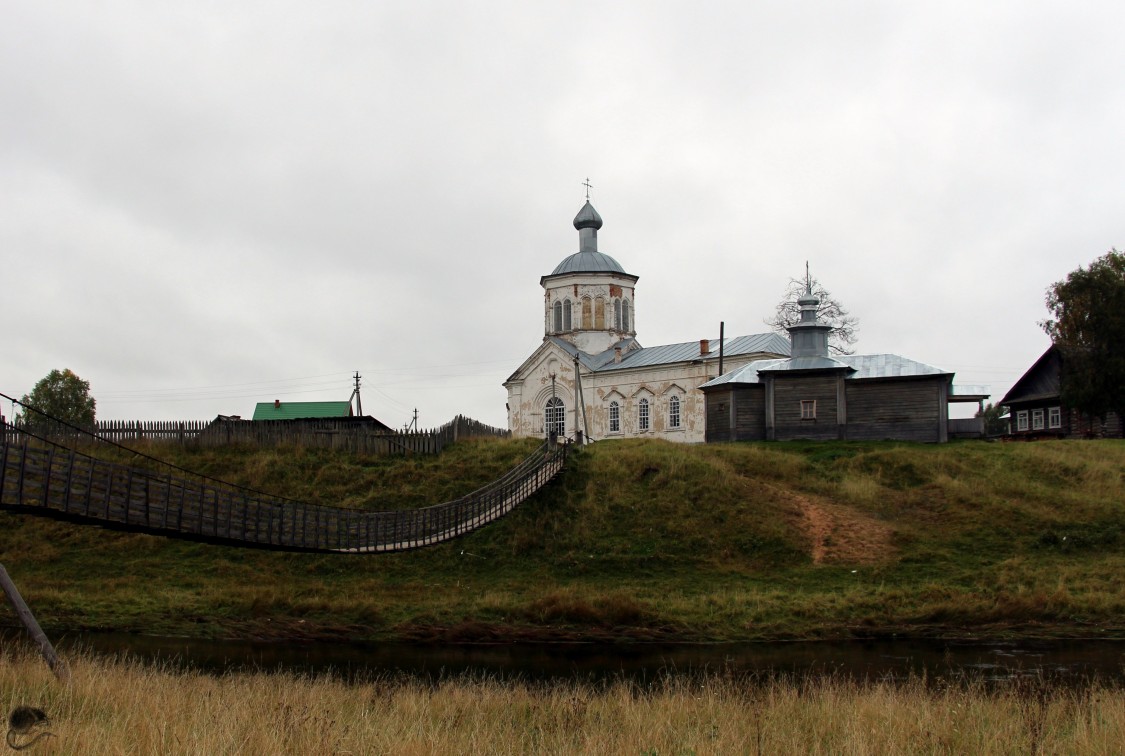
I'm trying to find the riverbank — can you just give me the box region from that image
[2,647,1122,754]
[2,437,1124,643]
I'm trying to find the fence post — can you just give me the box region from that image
[0,564,70,682]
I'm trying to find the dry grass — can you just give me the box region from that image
[3,649,1123,755]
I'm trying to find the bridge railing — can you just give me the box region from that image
[0,411,567,553]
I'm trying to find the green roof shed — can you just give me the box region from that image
[251,401,354,421]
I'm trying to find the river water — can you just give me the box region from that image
[19,633,1122,686]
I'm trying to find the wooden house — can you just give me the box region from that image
[999,346,1123,438]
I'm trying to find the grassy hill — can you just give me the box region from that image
[2,437,1123,643]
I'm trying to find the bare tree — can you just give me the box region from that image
[766,276,860,355]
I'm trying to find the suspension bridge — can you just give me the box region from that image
[0,410,567,554]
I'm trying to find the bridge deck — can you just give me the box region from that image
[0,435,567,553]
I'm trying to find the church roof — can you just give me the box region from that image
[539,332,791,375]
[549,250,629,276]
[700,353,951,389]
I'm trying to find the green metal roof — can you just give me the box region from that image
[252,401,353,421]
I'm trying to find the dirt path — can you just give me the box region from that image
[788,492,896,565]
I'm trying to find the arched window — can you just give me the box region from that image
[553,300,563,333]
[582,297,592,329]
[608,400,620,433]
[563,299,572,331]
[545,397,565,437]
[595,297,606,329]
[669,395,681,429]
[638,397,650,432]
[622,300,630,332]
[614,298,622,330]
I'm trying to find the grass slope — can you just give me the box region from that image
[2,437,1124,643]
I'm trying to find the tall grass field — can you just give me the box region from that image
[2,648,1123,754]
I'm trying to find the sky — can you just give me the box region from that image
[3,1,1123,430]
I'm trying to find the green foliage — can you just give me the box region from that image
[1042,249,1125,425]
[18,368,96,430]
[975,401,1008,436]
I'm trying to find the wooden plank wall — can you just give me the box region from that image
[845,379,942,442]
[773,375,840,441]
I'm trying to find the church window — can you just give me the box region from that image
[595,297,605,329]
[545,397,565,437]
[801,400,816,420]
[552,301,562,333]
[638,398,650,431]
[669,395,681,429]
[582,298,592,329]
[608,401,620,433]
[622,300,630,332]
[614,298,622,330]
[563,299,572,331]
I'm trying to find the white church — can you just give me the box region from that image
[504,201,790,443]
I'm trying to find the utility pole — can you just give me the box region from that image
[350,371,363,416]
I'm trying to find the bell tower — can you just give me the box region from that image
[541,201,639,355]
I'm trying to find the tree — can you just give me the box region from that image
[1041,249,1125,427]
[18,369,97,431]
[766,275,860,355]
[975,401,1009,437]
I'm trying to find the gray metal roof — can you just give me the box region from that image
[549,250,629,276]
[595,332,790,373]
[701,353,952,389]
[539,332,790,375]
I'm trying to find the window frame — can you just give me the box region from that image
[1048,406,1061,429]
[563,299,572,331]
[1032,408,1045,431]
[800,399,817,420]
[668,394,681,429]
[552,300,562,333]
[1016,410,1029,432]
[545,397,565,437]
[608,400,620,433]
[638,397,650,432]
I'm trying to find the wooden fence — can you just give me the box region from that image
[0,413,509,456]
[0,423,567,554]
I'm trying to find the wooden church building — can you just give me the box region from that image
[700,283,971,443]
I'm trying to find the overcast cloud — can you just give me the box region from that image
[3,1,1122,429]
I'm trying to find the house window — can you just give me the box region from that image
[608,401,620,433]
[1048,406,1061,429]
[638,398,650,431]
[801,400,816,420]
[669,395,681,429]
[563,299,572,331]
[1016,411,1028,432]
[1032,409,1045,430]
[622,300,630,332]
[552,301,562,333]
[545,397,565,437]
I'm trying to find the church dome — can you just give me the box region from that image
[550,250,627,275]
[548,200,628,276]
[573,201,603,230]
